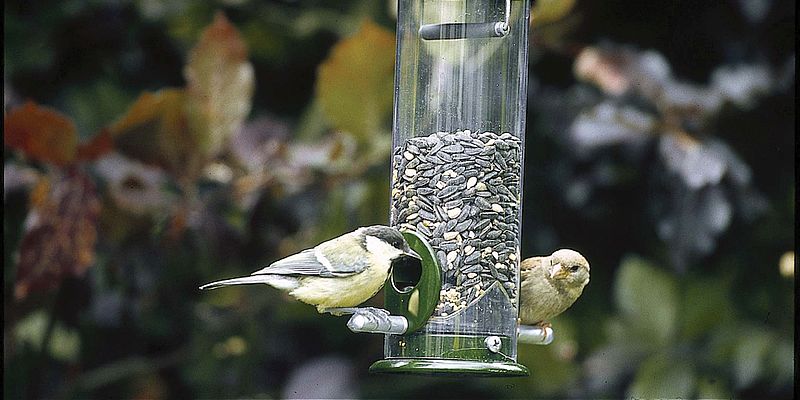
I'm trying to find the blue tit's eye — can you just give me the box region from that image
[569,265,580,273]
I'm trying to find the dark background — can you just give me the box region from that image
[4,0,795,398]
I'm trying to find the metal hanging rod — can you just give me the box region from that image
[420,0,511,40]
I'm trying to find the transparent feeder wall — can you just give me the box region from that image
[387,0,530,369]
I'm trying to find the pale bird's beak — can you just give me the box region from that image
[550,263,563,279]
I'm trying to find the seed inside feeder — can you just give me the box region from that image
[391,130,522,316]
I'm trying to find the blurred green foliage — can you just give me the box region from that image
[4,0,795,399]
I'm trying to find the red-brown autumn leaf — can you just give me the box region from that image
[4,101,79,166]
[14,169,101,300]
[316,20,395,141]
[108,89,203,177]
[184,11,254,158]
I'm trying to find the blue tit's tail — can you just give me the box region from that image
[199,275,299,291]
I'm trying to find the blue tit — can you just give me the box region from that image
[200,226,419,314]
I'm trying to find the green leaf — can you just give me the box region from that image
[680,276,733,339]
[315,20,395,141]
[733,328,773,389]
[767,338,794,387]
[62,80,133,137]
[613,256,678,343]
[515,318,581,396]
[583,342,649,394]
[696,375,732,399]
[627,352,696,399]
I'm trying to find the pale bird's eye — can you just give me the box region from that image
[569,265,580,273]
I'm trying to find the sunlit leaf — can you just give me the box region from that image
[14,310,48,350]
[778,251,794,278]
[185,11,255,158]
[316,20,395,141]
[627,352,696,399]
[14,169,101,300]
[13,310,81,362]
[4,101,78,166]
[613,256,678,343]
[531,0,576,27]
[108,89,201,177]
[49,323,81,363]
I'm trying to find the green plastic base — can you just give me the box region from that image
[369,358,529,377]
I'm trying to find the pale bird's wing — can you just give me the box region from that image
[520,256,548,273]
[252,231,369,278]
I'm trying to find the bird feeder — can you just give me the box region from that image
[369,0,535,376]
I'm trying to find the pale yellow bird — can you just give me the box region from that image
[519,249,590,328]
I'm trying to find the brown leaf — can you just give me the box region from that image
[14,169,101,300]
[108,89,202,177]
[184,11,254,158]
[573,47,633,96]
[316,20,395,140]
[4,101,78,166]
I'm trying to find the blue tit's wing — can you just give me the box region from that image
[252,230,368,277]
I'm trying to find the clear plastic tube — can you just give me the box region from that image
[387,0,530,366]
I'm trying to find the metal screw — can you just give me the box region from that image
[484,335,502,353]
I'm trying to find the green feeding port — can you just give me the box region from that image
[383,231,441,334]
[375,0,532,376]
[371,232,528,376]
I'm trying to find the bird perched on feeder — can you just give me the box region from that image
[200,226,420,315]
[519,249,590,328]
